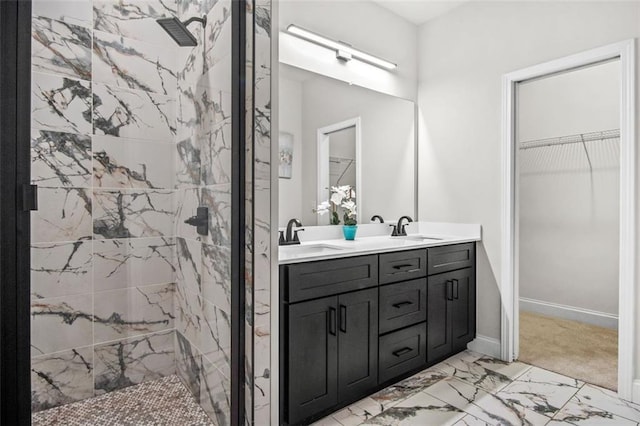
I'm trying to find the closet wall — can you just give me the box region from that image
[518,60,620,325]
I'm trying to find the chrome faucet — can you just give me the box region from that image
[279,218,304,245]
[390,215,413,236]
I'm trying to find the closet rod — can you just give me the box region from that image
[519,129,620,150]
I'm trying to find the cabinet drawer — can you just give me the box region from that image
[285,255,378,303]
[378,323,426,384]
[379,249,427,285]
[379,278,427,334]
[428,243,475,275]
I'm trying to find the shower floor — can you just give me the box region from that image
[32,375,213,426]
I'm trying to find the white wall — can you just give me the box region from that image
[518,61,620,318]
[279,0,417,101]
[300,75,415,226]
[278,76,303,227]
[416,1,640,344]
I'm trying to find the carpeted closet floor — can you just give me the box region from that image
[519,311,618,391]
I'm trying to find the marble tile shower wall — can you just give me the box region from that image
[30,0,179,412]
[172,0,233,424]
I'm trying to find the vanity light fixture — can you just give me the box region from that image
[286,24,397,71]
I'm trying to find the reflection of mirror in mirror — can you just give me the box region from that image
[278,63,416,227]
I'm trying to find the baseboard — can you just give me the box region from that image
[520,297,618,329]
[631,380,640,404]
[467,334,501,358]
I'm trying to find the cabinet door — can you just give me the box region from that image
[338,288,378,403]
[450,268,476,352]
[288,296,338,424]
[427,273,452,363]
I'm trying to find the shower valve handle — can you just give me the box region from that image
[184,206,209,236]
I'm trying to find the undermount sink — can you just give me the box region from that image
[279,244,346,255]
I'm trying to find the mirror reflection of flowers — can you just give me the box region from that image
[315,185,357,225]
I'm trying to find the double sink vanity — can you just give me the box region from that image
[278,222,481,425]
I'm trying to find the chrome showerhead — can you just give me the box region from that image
[157,15,207,47]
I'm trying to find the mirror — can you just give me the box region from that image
[278,63,416,227]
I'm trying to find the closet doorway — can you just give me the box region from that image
[500,40,636,401]
[516,60,620,390]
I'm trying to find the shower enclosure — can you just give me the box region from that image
[0,0,274,424]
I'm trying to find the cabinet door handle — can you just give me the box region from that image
[339,304,347,333]
[446,280,453,301]
[392,301,413,309]
[392,347,413,357]
[453,279,459,300]
[329,307,337,336]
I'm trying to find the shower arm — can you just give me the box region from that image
[182,16,207,28]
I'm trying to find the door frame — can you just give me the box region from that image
[317,117,362,221]
[500,39,636,400]
[0,0,33,423]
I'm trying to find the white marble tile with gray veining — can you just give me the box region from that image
[201,300,230,376]
[33,0,93,29]
[176,83,230,142]
[571,384,640,423]
[93,30,177,96]
[175,330,202,398]
[201,243,230,313]
[31,129,92,188]
[432,351,514,393]
[202,0,231,73]
[496,366,583,418]
[332,396,385,426]
[93,135,175,189]
[553,398,639,425]
[31,73,92,135]
[32,16,92,80]
[31,240,92,299]
[93,0,178,44]
[93,330,175,394]
[199,355,230,426]
[363,391,466,426]
[93,189,174,239]
[31,346,94,412]
[175,187,202,240]
[175,282,204,348]
[31,294,93,356]
[93,283,175,343]
[424,377,550,426]
[31,187,92,243]
[93,237,175,292]
[200,185,230,248]
[176,237,202,295]
[176,136,202,188]
[201,118,231,185]
[370,369,449,410]
[93,84,176,142]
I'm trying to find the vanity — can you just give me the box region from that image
[278,224,480,425]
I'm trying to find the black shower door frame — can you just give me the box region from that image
[0,0,249,423]
[0,0,33,424]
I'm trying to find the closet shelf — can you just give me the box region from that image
[519,129,620,150]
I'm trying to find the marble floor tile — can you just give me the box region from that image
[369,369,448,410]
[474,356,531,381]
[496,366,583,418]
[453,414,492,425]
[553,398,639,425]
[572,384,640,422]
[424,376,550,426]
[431,351,514,393]
[363,391,466,426]
[332,396,384,426]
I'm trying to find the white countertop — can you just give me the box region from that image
[278,222,481,264]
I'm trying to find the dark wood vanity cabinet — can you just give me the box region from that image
[280,243,476,425]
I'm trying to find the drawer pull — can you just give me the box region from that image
[339,304,347,333]
[453,279,459,300]
[392,301,413,309]
[392,347,413,357]
[447,280,454,301]
[329,307,337,336]
[392,263,417,270]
